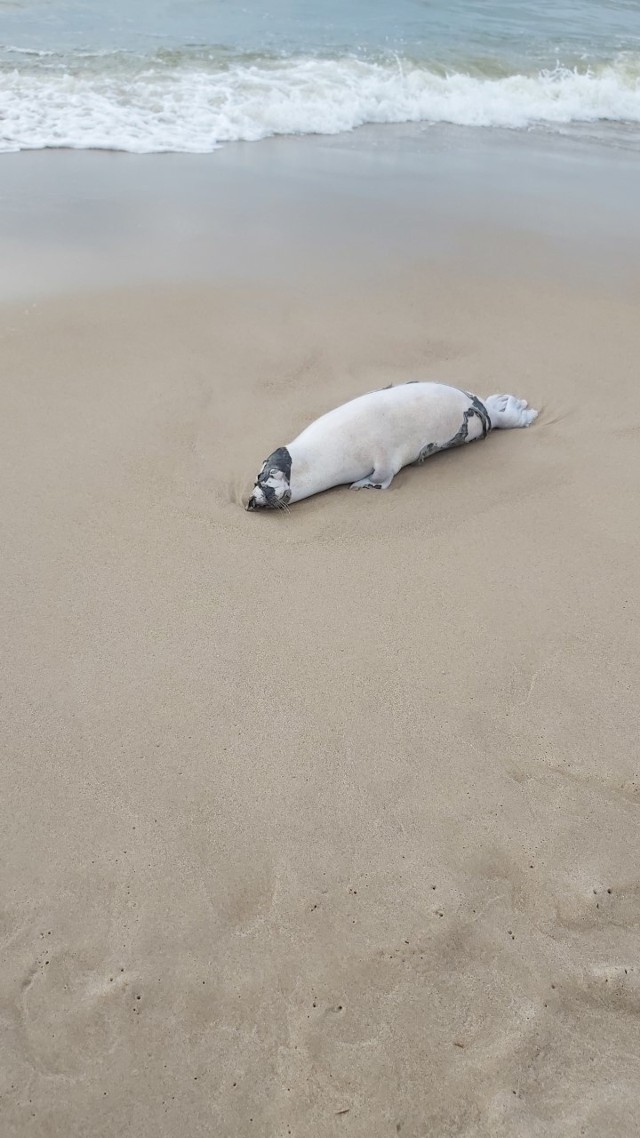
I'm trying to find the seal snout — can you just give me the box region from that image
[246,485,266,510]
[246,446,293,512]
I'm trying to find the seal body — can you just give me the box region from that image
[246,382,537,509]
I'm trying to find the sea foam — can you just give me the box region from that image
[1,54,639,153]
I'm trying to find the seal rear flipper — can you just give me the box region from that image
[484,394,539,429]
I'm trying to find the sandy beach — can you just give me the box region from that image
[2,131,640,1137]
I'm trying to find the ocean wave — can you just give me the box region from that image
[1,53,639,153]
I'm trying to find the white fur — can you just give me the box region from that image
[283,382,537,504]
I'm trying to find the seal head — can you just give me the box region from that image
[246,446,292,510]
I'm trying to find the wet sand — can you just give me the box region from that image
[1,131,640,1137]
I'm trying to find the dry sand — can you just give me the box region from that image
[1,136,640,1137]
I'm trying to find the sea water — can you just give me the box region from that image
[0,0,639,152]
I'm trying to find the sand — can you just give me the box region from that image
[1,133,640,1137]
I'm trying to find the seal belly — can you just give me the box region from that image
[287,438,370,502]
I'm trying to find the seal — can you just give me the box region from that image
[246,381,538,510]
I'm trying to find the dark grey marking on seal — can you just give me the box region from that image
[381,380,418,391]
[446,398,489,449]
[263,446,292,481]
[415,441,443,464]
[248,446,293,509]
[464,393,492,438]
[415,395,492,464]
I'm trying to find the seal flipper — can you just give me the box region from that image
[483,394,538,429]
[350,460,398,490]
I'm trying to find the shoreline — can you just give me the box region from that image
[1,124,640,304]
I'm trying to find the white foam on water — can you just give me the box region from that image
[1,55,639,153]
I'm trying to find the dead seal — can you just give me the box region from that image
[246,381,538,510]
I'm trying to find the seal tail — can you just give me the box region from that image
[483,393,538,430]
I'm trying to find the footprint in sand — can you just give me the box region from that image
[19,952,136,1077]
